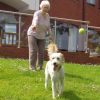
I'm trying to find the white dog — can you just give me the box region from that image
[45,43,64,99]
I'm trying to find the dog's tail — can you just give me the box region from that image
[47,42,58,58]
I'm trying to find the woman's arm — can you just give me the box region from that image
[31,11,39,31]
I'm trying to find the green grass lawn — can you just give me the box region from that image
[0,58,100,100]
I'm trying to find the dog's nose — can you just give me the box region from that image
[53,63,58,71]
[53,62,58,67]
[53,62,57,66]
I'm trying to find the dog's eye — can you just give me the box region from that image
[57,57,60,60]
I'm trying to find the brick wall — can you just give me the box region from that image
[0,47,100,64]
[50,0,83,20]
[0,46,28,59]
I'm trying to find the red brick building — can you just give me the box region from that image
[0,0,100,64]
[50,0,100,27]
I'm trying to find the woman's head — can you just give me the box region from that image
[40,0,50,13]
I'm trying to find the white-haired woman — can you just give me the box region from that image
[27,0,51,71]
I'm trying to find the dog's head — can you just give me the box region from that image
[50,53,65,71]
[47,43,58,58]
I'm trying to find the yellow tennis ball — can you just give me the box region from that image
[79,28,85,34]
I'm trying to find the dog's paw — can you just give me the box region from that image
[57,94,60,97]
[53,96,56,99]
[57,92,63,98]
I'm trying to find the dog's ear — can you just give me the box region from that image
[59,53,65,63]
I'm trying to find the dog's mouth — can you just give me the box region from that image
[53,63,61,71]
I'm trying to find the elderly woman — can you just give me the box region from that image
[27,0,51,71]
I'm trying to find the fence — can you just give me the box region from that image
[0,10,100,57]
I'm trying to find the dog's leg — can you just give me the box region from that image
[52,80,56,99]
[45,69,49,89]
[58,79,64,96]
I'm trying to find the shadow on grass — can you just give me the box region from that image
[65,73,93,82]
[62,90,81,100]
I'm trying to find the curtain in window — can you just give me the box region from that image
[68,25,78,52]
[56,23,68,50]
[77,32,86,51]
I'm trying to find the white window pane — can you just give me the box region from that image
[9,35,12,44]
[5,24,16,33]
[2,39,5,44]
[13,35,16,44]
[87,0,96,5]
[6,34,8,44]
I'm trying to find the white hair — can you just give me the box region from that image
[40,0,50,9]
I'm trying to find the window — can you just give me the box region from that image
[5,24,16,33]
[88,30,100,57]
[1,24,17,46]
[87,0,96,5]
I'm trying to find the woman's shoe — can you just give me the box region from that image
[29,67,36,72]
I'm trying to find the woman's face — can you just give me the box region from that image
[41,5,50,13]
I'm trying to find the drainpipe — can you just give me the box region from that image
[82,0,85,21]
